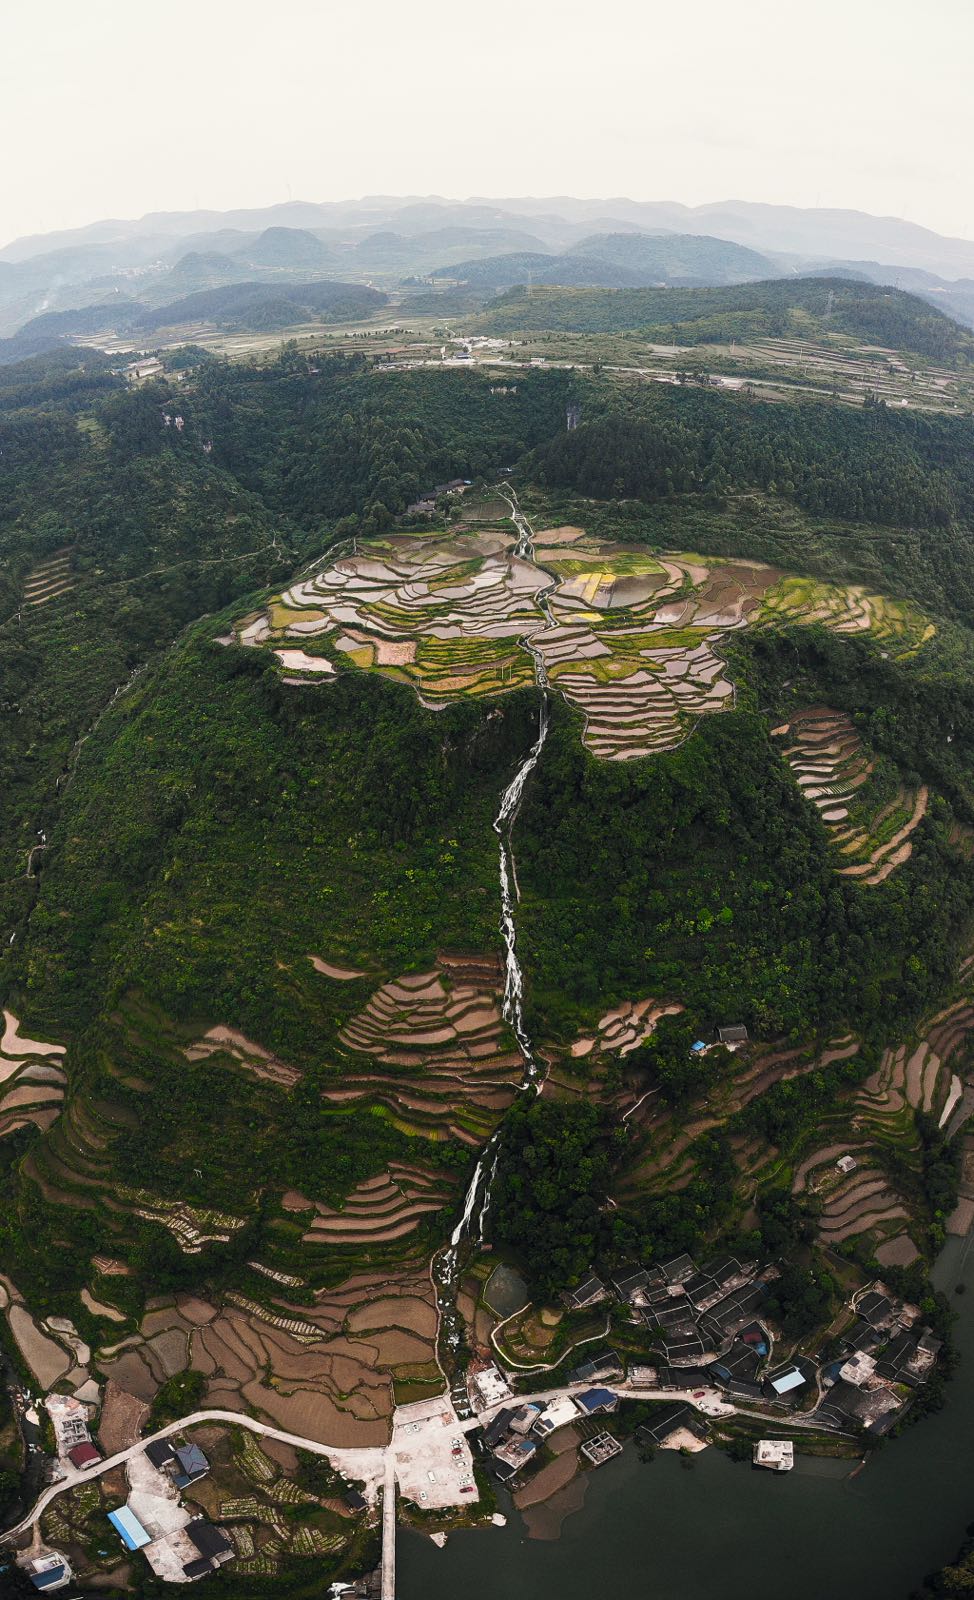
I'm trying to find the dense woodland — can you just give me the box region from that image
[533,394,974,533]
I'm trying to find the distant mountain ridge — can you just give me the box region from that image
[5,196,974,278]
[435,232,778,290]
[3,200,974,345]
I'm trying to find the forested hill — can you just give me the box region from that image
[186,351,575,528]
[531,393,974,621]
[478,276,974,365]
[431,231,776,290]
[8,343,974,1484]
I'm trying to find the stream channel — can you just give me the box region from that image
[432,491,552,1340]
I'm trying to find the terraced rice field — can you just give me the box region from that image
[300,1163,456,1247]
[616,1035,861,1199]
[96,1269,439,1445]
[233,512,934,761]
[237,528,544,700]
[772,708,928,885]
[570,997,684,1059]
[183,1026,302,1088]
[790,999,974,1252]
[22,1059,250,1255]
[0,1009,67,1139]
[22,548,74,608]
[329,954,522,1144]
[758,576,934,653]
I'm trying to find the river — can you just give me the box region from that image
[400,1237,974,1599]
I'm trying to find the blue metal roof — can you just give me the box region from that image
[30,1566,66,1591]
[108,1506,152,1550]
[576,1386,617,1411]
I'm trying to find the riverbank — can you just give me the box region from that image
[398,1234,974,1600]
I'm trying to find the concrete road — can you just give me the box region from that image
[2,1408,386,1544]
[2,1379,744,1549]
[381,1450,396,1600]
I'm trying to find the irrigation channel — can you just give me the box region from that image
[433,490,554,1349]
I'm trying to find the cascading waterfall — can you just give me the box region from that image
[434,488,554,1347]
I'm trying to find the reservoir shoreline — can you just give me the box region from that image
[399,1233,974,1600]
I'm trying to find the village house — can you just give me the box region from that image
[45,1394,96,1463]
[123,356,163,382]
[753,1439,794,1472]
[507,1404,542,1435]
[564,1272,607,1310]
[471,1363,513,1410]
[532,1396,579,1437]
[657,1253,696,1286]
[574,1387,619,1418]
[635,1404,708,1449]
[581,1431,623,1467]
[482,1405,519,1450]
[22,1552,73,1592]
[718,1024,749,1049]
[568,1349,623,1385]
[182,1519,235,1579]
[107,1506,152,1552]
[611,1266,651,1302]
[143,1437,210,1486]
[492,1436,538,1481]
[767,1365,807,1399]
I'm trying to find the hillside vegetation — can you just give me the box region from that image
[479,276,974,365]
[534,391,974,531]
[6,348,974,1455]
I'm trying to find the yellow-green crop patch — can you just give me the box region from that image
[231,510,934,761]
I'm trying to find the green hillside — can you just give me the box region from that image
[564,230,776,282]
[431,250,643,288]
[4,349,974,1510]
[478,275,974,365]
[140,277,386,331]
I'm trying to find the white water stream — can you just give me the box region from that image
[434,490,555,1338]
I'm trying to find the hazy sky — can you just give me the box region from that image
[1,0,970,247]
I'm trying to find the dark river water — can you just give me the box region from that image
[399,1235,974,1600]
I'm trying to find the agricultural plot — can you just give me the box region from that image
[791,999,974,1254]
[22,548,74,609]
[1,1277,92,1392]
[300,1163,457,1248]
[616,1034,862,1201]
[235,528,545,700]
[96,1269,440,1445]
[0,1008,67,1140]
[232,516,933,762]
[570,997,684,1059]
[759,576,933,654]
[330,954,522,1145]
[183,1025,302,1088]
[772,708,928,885]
